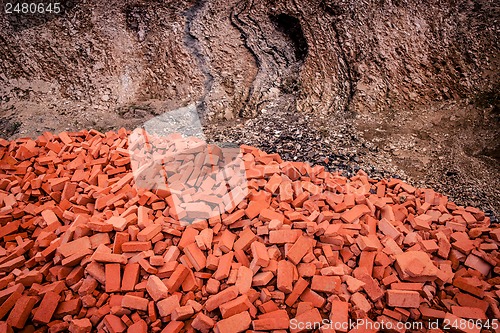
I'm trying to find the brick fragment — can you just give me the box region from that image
[213,251,234,280]
[269,229,301,244]
[33,291,60,324]
[126,320,147,333]
[121,263,140,291]
[157,295,180,317]
[329,300,349,332]
[137,223,162,242]
[6,296,37,329]
[386,290,421,308]
[69,318,92,333]
[285,277,309,306]
[146,275,169,301]
[205,286,239,312]
[214,311,251,333]
[286,235,312,265]
[277,260,294,293]
[394,251,438,282]
[341,204,370,223]
[236,265,253,294]
[171,305,194,320]
[160,321,184,333]
[105,263,121,293]
[251,241,270,267]
[165,264,189,292]
[104,314,127,333]
[253,309,290,330]
[311,275,341,294]
[191,312,215,332]
[184,243,206,271]
[290,308,322,333]
[219,295,250,318]
[378,218,402,240]
[122,295,148,311]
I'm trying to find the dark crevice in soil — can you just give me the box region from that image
[269,14,308,63]
[230,1,261,118]
[322,1,357,114]
[184,0,214,119]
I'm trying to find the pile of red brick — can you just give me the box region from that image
[0,129,498,333]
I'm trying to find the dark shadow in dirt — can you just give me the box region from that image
[0,117,21,138]
[269,14,308,63]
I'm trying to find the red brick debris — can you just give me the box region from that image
[0,129,499,333]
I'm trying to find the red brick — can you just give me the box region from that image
[146,275,169,301]
[33,291,60,324]
[6,296,37,329]
[214,311,251,333]
[105,264,121,293]
[311,275,341,294]
[290,308,322,333]
[122,295,148,311]
[205,286,239,312]
[329,300,349,332]
[277,260,294,293]
[191,312,215,332]
[386,290,420,308]
[286,235,312,265]
[121,263,140,291]
[157,295,180,317]
[340,204,370,223]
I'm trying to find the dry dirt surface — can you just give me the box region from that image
[0,0,499,216]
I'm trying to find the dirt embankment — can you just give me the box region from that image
[0,0,499,215]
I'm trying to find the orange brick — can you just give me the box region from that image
[0,290,22,320]
[340,204,370,223]
[191,312,215,332]
[285,278,309,307]
[213,251,234,280]
[386,290,420,308]
[6,295,37,329]
[205,286,239,312]
[251,242,270,267]
[32,291,60,324]
[184,243,206,271]
[146,275,169,301]
[311,275,341,294]
[165,264,189,292]
[214,311,251,333]
[236,266,253,294]
[121,263,140,291]
[137,223,162,242]
[245,200,270,220]
[286,235,312,265]
[219,295,250,318]
[329,300,349,332]
[105,264,121,293]
[277,260,294,293]
[260,208,284,223]
[233,228,257,251]
[219,229,236,253]
[290,308,322,333]
[269,229,301,244]
[157,295,180,317]
[103,314,127,333]
[253,309,290,330]
[122,295,148,311]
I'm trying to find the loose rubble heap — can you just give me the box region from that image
[0,129,498,333]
